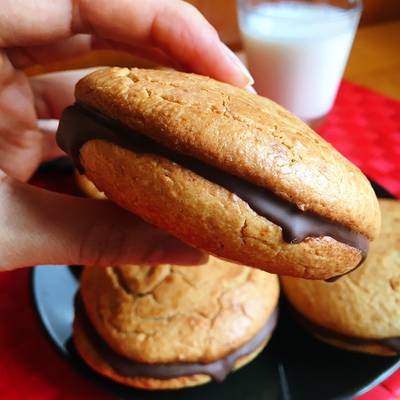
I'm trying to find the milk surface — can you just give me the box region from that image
[240,2,360,121]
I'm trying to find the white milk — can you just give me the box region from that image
[239,2,360,122]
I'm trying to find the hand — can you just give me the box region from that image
[0,0,254,271]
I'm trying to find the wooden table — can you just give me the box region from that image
[344,20,400,100]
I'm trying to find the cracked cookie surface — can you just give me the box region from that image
[72,67,380,279]
[80,256,279,363]
[76,67,379,239]
[81,140,363,279]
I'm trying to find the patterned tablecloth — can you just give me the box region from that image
[0,80,399,399]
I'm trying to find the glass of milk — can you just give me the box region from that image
[237,0,362,126]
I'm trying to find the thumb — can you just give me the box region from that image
[0,173,207,270]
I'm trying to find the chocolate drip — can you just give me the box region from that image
[290,306,400,354]
[76,297,278,382]
[56,103,368,263]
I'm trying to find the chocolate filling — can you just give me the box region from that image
[290,306,400,354]
[75,296,278,382]
[56,103,368,274]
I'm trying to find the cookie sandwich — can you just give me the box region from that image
[57,67,380,280]
[73,257,279,389]
[282,199,400,356]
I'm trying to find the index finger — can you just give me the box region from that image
[0,0,253,87]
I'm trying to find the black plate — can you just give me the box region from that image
[32,180,400,400]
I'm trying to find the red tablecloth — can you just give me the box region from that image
[0,81,399,399]
[319,82,400,198]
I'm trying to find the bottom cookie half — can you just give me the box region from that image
[73,304,274,390]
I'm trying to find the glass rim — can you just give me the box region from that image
[237,0,363,22]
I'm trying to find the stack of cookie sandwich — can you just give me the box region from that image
[57,67,382,388]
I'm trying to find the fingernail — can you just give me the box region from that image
[147,239,208,266]
[220,43,254,86]
[37,119,59,134]
[245,85,257,94]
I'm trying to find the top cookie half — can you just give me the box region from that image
[57,67,380,279]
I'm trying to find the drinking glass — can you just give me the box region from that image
[237,0,363,127]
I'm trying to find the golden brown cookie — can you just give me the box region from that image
[73,256,279,389]
[281,199,400,356]
[57,67,380,280]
